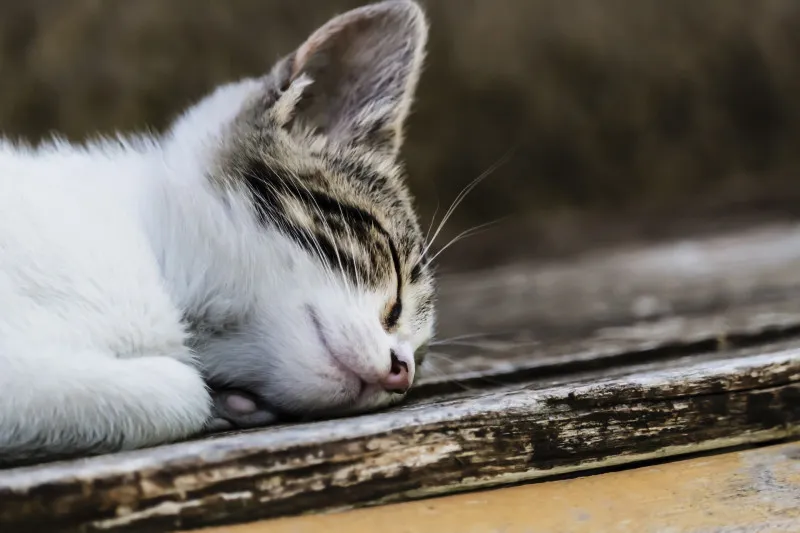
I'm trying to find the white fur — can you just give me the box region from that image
[0,132,212,459]
[0,0,431,463]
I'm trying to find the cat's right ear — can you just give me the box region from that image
[265,0,428,158]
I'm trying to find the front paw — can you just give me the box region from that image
[204,417,236,433]
[208,389,280,430]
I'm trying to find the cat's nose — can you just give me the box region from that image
[380,349,413,393]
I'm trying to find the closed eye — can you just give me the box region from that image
[384,300,402,330]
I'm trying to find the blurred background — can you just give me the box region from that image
[2,0,800,273]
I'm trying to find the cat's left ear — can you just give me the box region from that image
[277,0,428,157]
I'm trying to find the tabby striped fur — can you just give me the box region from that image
[0,0,434,465]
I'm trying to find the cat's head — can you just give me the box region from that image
[165,0,435,424]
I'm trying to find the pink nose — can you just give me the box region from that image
[379,351,412,393]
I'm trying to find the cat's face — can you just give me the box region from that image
[210,144,436,421]
[176,1,434,423]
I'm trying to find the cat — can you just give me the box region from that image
[0,0,435,466]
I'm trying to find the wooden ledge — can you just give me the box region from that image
[191,441,800,533]
[2,224,800,532]
[2,327,799,531]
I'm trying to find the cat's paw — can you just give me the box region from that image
[204,417,235,433]
[113,356,213,448]
[208,389,280,430]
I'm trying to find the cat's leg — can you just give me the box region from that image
[0,346,212,465]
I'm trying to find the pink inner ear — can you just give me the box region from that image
[225,393,258,415]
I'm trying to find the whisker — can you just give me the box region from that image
[432,339,539,351]
[429,333,494,345]
[426,351,510,388]
[420,355,479,392]
[419,358,449,378]
[426,216,508,265]
[426,350,465,365]
[423,197,440,245]
[421,146,516,260]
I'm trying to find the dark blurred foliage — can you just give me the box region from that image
[2,0,800,271]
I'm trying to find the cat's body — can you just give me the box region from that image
[0,0,434,466]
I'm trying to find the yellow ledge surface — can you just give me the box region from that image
[193,441,800,533]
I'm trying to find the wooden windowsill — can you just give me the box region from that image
[2,223,800,532]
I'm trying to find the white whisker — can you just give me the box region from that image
[426,216,507,265]
[423,197,440,245]
[421,146,516,260]
[429,333,492,345]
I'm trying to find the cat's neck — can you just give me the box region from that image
[144,135,262,327]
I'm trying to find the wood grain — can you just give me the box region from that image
[3,224,800,532]
[435,223,800,339]
[415,297,800,392]
[191,441,800,533]
[1,346,798,532]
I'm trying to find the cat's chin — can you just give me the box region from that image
[302,384,407,421]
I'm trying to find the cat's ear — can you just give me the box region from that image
[278,0,427,157]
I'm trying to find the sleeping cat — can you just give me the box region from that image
[0,0,435,465]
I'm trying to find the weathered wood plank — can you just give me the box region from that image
[417,297,800,390]
[1,347,798,533]
[4,225,800,532]
[190,441,800,533]
[436,223,800,339]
